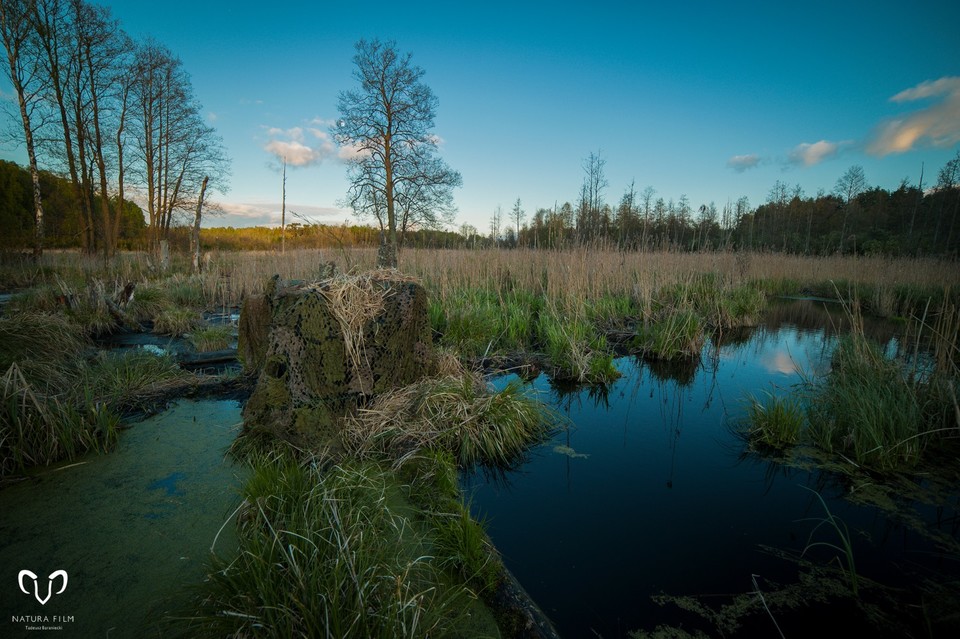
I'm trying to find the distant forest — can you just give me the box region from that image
[2,156,959,256]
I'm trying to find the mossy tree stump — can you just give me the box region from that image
[239,273,436,450]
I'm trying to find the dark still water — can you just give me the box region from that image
[464,300,959,638]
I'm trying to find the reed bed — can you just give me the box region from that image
[6,247,956,386]
[7,248,956,308]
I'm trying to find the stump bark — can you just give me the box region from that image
[239,273,435,449]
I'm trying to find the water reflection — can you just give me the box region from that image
[466,299,958,638]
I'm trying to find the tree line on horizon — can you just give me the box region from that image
[2,151,959,257]
[501,153,960,256]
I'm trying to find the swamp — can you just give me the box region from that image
[0,247,958,638]
[3,4,960,635]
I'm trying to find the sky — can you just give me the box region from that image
[2,0,960,233]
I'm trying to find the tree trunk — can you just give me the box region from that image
[85,44,114,258]
[160,239,169,272]
[192,176,208,273]
[381,135,398,268]
[114,86,127,252]
[0,4,44,258]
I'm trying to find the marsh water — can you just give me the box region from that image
[0,400,245,638]
[1,299,956,638]
[465,299,960,637]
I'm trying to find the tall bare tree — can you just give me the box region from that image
[490,205,502,245]
[334,38,459,267]
[29,0,91,249]
[73,0,126,255]
[1,0,45,257]
[129,40,228,253]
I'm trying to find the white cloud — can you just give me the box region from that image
[216,201,348,227]
[207,112,219,123]
[726,154,761,172]
[262,124,337,166]
[868,76,960,156]
[262,118,374,166]
[787,140,842,166]
[264,139,325,166]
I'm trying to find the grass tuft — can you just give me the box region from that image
[153,307,202,336]
[186,325,234,352]
[186,457,492,638]
[745,390,806,450]
[344,372,556,468]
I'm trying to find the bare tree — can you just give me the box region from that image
[577,150,608,242]
[29,0,92,250]
[490,205,502,245]
[334,39,459,268]
[639,185,655,249]
[511,197,524,246]
[834,164,867,252]
[1,0,46,257]
[129,40,228,253]
[73,0,127,255]
[280,158,286,253]
[345,144,461,248]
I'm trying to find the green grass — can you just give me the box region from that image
[186,457,499,638]
[432,502,502,595]
[435,288,542,357]
[1,363,120,476]
[799,487,859,596]
[153,306,202,335]
[806,335,933,470]
[0,311,88,392]
[187,325,233,352]
[0,312,187,475]
[81,350,190,408]
[127,283,170,322]
[634,309,705,360]
[537,308,620,383]
[745,301,959,472]
[586,293,641,327]
[745,390,806,450]
[159,273,207,307]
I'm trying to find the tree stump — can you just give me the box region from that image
[239,273,436,450]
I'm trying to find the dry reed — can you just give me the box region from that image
[10,248,959,310]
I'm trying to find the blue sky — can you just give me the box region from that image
[3,0,959,232]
